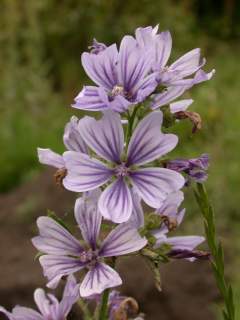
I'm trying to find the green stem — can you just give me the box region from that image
[194,183,235,320]
[77,299,92,320]
[98,288,110,320]
[126,104,141,147]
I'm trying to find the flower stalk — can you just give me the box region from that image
[194,183,235,320]
[99,289,110,320]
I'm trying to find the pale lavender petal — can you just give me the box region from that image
[153,31,172,70]
[134,72,158,102]
[151,85,190,109]
[109,95,131,112]
[12,306,43,320]
[135,25,158,48]
[32,216,83,256]
[118,35,151,91]
[130,168,185,208]
[127,111,178,166]
[73,86,109,111]
[193,69,216,84]
[169,48,202,78]
[129,189,144,229]
[74,195,102,249]
[79,111,124,163]
[59,275,80,317]
[170,99,193,113]
[81,44,118,90]
[80,262,122,297]
[34,289,51,318]
[63,116,88,153]
[63,152,112,192]
[98,178,132,223]
[100,223,147,257]
[37,148,64,169]
[39,255,84,289]
[156,235,205,251]
[0,307,15,320]
[156,191,184,216]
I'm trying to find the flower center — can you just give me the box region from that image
[111,85,125,97]
[115,163,130,177]
[79,249,99,267]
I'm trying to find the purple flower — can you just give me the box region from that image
[32,191,147,297]
[0,275,79,320]
[167,154,209,183]
[62,110,185,223]
[88,38,107,55]
[135,25,215,109]
[38,116,88,169]
[72,35,157,112]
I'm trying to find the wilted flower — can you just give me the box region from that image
[63,110,184,223]
[32,191,147,297]
[0,275,79,320]
[73,35,157,112]
[166,154,209,183]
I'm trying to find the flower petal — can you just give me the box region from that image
[169,48,202,78]
[130,168,185,208]
[98,178,133,223]
[74,195,102,249]
[73,86,109,111]
[156,191,184,216]
[99,223,147,257]
[0,307,15,320]
[156,235,205,251]
[135,25,158,48]
[127,111,178,166]
[63,116,88,153]
[153,31,172,70]
[32,216,83,256]
[81,44,118,90]
[37,148,64,169]
[109,94,131,112]
[80,263,122,297]
[134,72,158,102]
[169,99,193,113]
[151,85,190,109]
[63,152,112,192]
[11,307,43,320]
[59,275,80,317]
[129,189,144,229]
[34,289,51,318]
[39,255,84,289]
[118,35,151,91]
[79,111,124,163]
[193,69,216,85]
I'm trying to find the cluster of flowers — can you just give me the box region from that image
[1,25,213,320]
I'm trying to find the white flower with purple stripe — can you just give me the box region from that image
[0,275,79,320]
[72,35,157,112]
[32,191,147,297]
[62,110,185,223]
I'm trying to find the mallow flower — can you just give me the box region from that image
[62,110,185,223]
[135,25,215,109]
[72,35,157,112]
[0,275,79,320]
[32,191,147,297]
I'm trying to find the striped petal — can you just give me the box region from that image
[63,152,112,192]
[151,86,190,109]
[32,216,83,256]
[63,116,88,153]
[11,307,43,320]
[37,148,64,169]
[80,262,122,297]
[99,223,147,257]
[73,86,109,111]
[39,255,84,289]
[130,168,185,208]
[81,44,118,90]
[127,111,178,166]
[79,111,124,163]
[98,178,133,223]
[74,195,102,249]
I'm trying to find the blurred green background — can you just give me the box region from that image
[0,0,239,318]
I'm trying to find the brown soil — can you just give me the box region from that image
[0,169,219,319]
